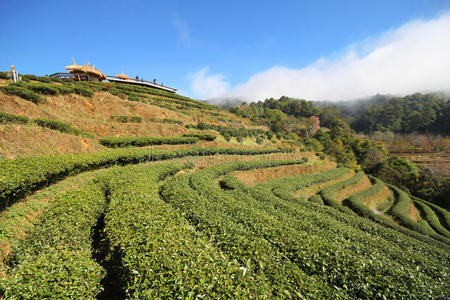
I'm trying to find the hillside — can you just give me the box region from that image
[0,77,449,298]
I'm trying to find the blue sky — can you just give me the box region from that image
[1,0,450,100]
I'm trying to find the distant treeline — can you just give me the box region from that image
[338,93,450,135]
[230,96,347,137]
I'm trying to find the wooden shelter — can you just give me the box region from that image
[115,73,130,80]
[65,62,106,82]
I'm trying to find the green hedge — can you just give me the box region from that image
[1,181,106,298]
[25,82,59,96]
[308,194,324,205]
[182,132,216,141]
[319,172,365,214]
[0,111,29,124]
[32,118,89,137]
[387,185,437,236]
[413,197,450,231]
[161,164,326,298]
[102,163,260,298]
[0,84,42,104]
[342,177,385,218]
[99,136,199,147]
[0,147,291,209]
[109,115,142,123]
[414,199,450,239]
[163,161,450,297]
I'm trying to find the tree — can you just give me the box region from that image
[304,116,320,139]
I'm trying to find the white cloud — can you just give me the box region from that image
[172,15,191,46]
[189,67,230,99]
[190,12,450,101]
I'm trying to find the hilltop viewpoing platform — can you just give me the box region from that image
[49,61,177,93]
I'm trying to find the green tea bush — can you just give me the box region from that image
[1,182,106,298]
[99,136,199,147]
[320,172,365,213]
[175,161,450,297]
[101,163,261,298]
[161,118,183,125]
[22,74,52,83]
[0,84,42,104]
[387,185,436,236]
[342,177,385,218]
[414,199,450,239]
[73,86,94,97]
[33,118,86,136]
[110,115,142,123]
[25,82,59,96]
[0,111,29,124]
[182,132,216,141]
[0,147,289,209]
[309,194,324,205]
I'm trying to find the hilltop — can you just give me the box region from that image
[0,75,449,298]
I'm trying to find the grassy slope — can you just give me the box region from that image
[0,77,449,298]
[0,78,268,158]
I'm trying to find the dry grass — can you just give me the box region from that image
[363,186,392,209]
[408,201,420,222]
[334,174,372,202]
[0,125,103,159]
[294,169,355,199]
[230,159,336,186]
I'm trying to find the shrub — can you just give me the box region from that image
[309,194,324,205]
[237,136,244,143]
[25,82,59,96]
[110,115,142,123]
[0,147,289,209]
[73,86,94,97]
[99,136,199,148]
[0,84,42,104]
[256,135,265,144]
[2,181,105,298]
[0,71,8,79]
[162,118,183,125]
[0,111,29,124]
[182,133,216,141]
[33,118,86,136]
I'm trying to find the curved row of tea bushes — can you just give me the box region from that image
[260,169,449,244]
[182,132,217,141]
[415,197,450,231]
[0,111,91,137]
[318,172,366,214]
[102,163,262,298]
[99,136,199,148]
[375,192,395,212]
[0,111,29,124]
[260,168,351,201]
[387,186,437,236]
[342,177,386,218]
[161,168,327,298]
[0,147,291,209]
[1,181,106,298]
[179,162,450,298]
[413,199,450,239]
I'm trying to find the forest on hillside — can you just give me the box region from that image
[228,94,450,208]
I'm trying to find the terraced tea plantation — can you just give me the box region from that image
[0,77,449,298]
[0,146,449,299]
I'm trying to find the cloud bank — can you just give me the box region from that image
[190,12,450,101]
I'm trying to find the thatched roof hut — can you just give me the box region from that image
[115,73,130,80]
[65,62,106,81]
